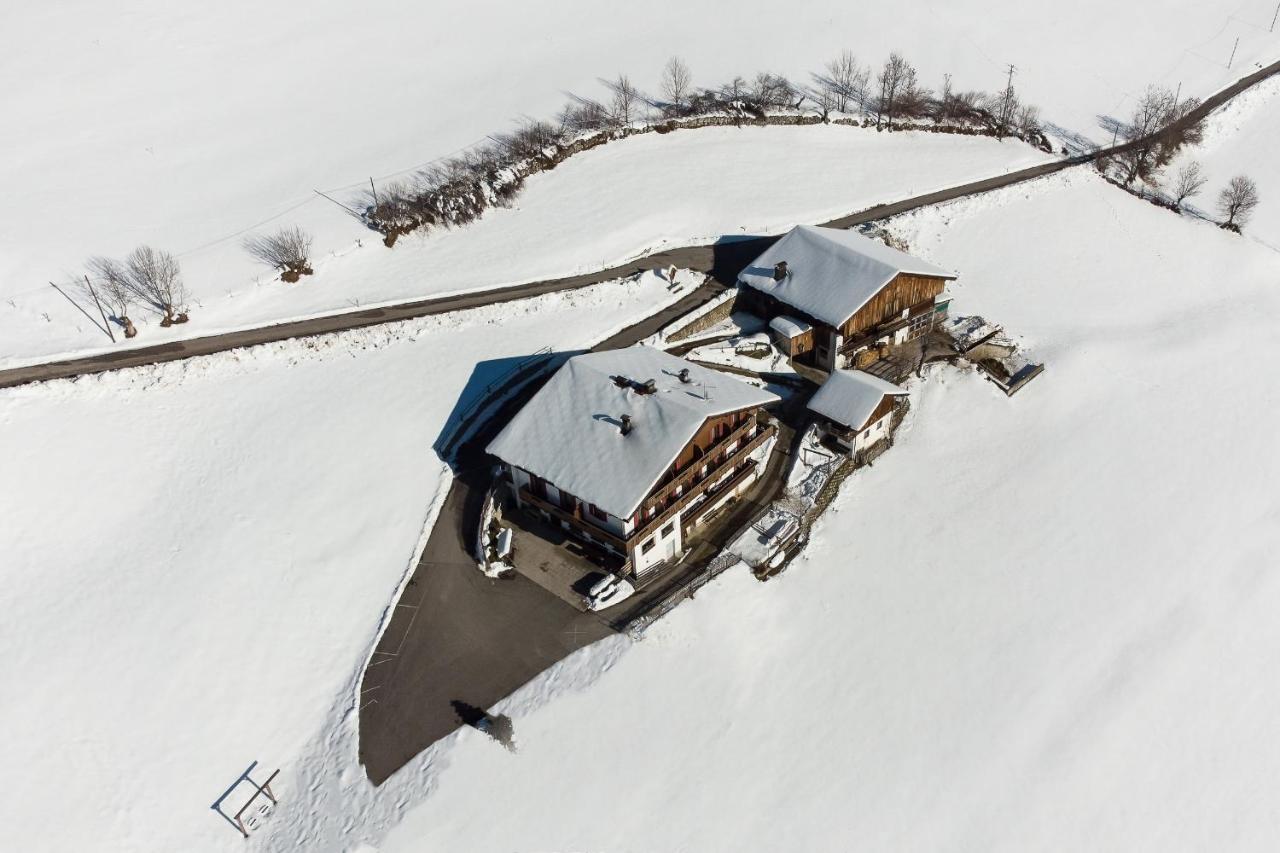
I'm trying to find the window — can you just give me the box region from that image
[660,522,675,538]
[588,503,608,521]
[641,539,657,554]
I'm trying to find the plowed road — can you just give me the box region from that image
[2,54,1277,391]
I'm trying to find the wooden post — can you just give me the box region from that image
[369,177,378,209]
[314,189,362,216]
[49,282,114,342]
[84,276,115,343]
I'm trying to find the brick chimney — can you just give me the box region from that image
[620,414,633,436]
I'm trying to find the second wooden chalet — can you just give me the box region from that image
[487,346,779,581]
[738,225,956,372]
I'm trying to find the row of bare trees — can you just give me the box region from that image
[366,53,1046,243]
[1093,83,1261,231]
[75,225,317,340]
[1111,85,1206,186]
[1168,162,1259,228]
[81,246,188,337]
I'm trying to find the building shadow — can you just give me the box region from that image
[432,350,584,468]
[709,233,777,286]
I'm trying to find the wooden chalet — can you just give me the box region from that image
[806,369,908,455]
[738,225,956,372]
[486,346,779,580]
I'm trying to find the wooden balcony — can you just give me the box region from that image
[517,420,777,556]
[632,422,776,544]
[679,457,763,530]
[517,488,628,550]
[645,415,768,510]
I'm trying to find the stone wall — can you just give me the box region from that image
[664,290,739,343]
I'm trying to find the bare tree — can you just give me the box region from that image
[1172,161,1207,210]
[875,53,917,130]
[748,72,796,110]
[559,96,610,133]
[607,74,641,127]
[1016,103,1041,138]
[932,73,955,122]
[125,245,188,324]
[661,57,692,109]
[243,226,314,282]
[86,257,138,337]
[1116,86,1176,184]
[824,51,869,114]
[1217,175,1260,230]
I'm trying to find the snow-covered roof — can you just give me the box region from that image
[487,346,779,519]
[807,369,907,431]
[768,315,812,338]
[739,225,955,327]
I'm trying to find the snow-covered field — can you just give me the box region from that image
[5,0,1279,369]
[0,270,687,853]
[366,171,1280,851]
[1170,73,1280,247]
[5,3,1280,851]
[0,124,1049,370]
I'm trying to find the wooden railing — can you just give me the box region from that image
[679,458,762,529]
[645,415,764,510]
[632,423,776,544]
[517,488,628,550]
[517,420,776,555]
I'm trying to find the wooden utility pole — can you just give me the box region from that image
[1228,36,1240,68]
[999,64,1017,136]
[369,177,378,209]
[49,281,114,342]
[1272,1,1279,32]
[83,275,115,342]
[313,189,362,216]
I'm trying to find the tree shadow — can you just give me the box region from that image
[1043,121,1097,156]
[1096,114,1130,141]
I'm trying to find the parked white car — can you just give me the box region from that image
[583,574,635,612]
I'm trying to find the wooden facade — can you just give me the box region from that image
[838,273,948,338]
[860,395,896,431]
[742,270,948,371]
[511,404,776,579]
[774,327,815,358]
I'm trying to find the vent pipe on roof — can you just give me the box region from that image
[620,414,633,436]
[678,368,691,384]
[773,261,789,281]
[638,378,657,395]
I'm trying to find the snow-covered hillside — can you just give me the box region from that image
[1169,74,1280,247]
[0,125,1050,369]
[4,0,1278,367]
[364,172,1280,851]
[0,270,688,853]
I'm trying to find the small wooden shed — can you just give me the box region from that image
[806,369,908,454]
[768,315,814,359]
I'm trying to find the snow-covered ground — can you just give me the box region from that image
[685,331,796,375]
[363,170,1280,851]
[1168,73,1280,248]
[0,270,687,853]
[6,4,1280,850]
[0,124,1049,369]
[6,0,1280,369]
